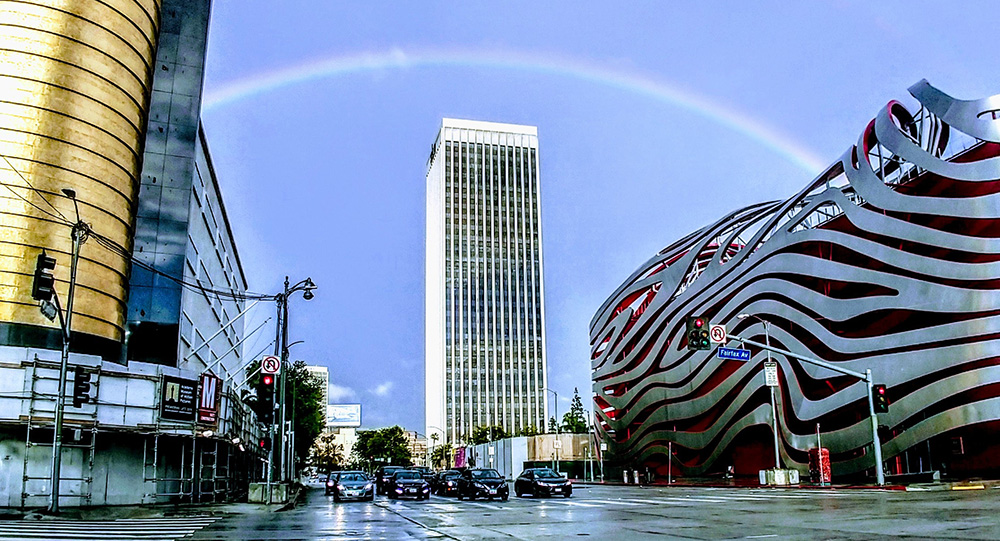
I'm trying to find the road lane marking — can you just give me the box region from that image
[579,498,643,506]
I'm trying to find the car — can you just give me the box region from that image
[430,469,462,496]
[411,465,433,479]
[456,468,509,501]
[514,468,572,498]
[386,469,432,500]
[375,465,405,495]
[328,471,375,502]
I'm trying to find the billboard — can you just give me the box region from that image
[160,375,197,422]
[326,404,361,427]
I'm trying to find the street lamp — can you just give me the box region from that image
[274,276,316,487]
[738,313,781,470]
[546,388,560,473]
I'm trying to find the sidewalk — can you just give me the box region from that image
[0,500,271,522]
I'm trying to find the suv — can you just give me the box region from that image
[375,465,405,495]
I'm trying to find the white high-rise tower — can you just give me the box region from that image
[426,119,548,445]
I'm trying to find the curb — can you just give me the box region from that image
[275,484,304,512]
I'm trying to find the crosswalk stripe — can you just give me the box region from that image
[464,502,502,510]
[0,517,217,541]
[545,500,602,507]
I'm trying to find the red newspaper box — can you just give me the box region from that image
[808,447,831,483]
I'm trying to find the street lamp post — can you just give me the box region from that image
[274,276,315,488]
[738,313,781,470]
[47,189,88,514]
[546,388,559,472]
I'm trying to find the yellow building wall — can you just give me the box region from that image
[0,0,160,344]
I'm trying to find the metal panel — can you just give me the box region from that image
[591,82,1000,477]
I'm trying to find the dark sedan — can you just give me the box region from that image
[457,468,509,501]
[430,469,462,496]
[514,468,572,498]
[387,470,432,500]
[327,471,375,502]
[375,465,405,495]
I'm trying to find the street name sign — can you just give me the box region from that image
[764,361,779,387]
[717,347,751,361]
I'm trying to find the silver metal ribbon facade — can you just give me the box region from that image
[590,81,1000,477]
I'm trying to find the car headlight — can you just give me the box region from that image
[474,482,486,488]
[395,487,403,493]
[337,485,346,490]
[423,486,430,492]
[326,480,334,486]
[364,483,373,490]
[447,481,454,487]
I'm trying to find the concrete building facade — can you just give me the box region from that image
[425,119,549,446]
[0,0,267,508]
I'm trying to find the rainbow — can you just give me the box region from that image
[203,48,827,174]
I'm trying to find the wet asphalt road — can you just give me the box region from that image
[189,483,1000,540]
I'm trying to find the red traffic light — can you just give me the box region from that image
[877,387,885,395]
[693,318,704,328]
[262,374,274,386]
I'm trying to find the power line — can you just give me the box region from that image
[0,155,275,303]
[0,155,72,224]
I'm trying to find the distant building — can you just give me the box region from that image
[328,427,358,464]
[425,119,549,446]
[405,431,428,466]
[304,365,330,406]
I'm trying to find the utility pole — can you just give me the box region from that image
[48,190,88,514]
[273,276,314,490]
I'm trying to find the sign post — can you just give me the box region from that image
[729,334,885,486]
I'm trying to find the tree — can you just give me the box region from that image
[289,361,326,473]
[469,425,508,444]
[516,425,540,437]
[561,388,589,434]
[310,432,344,474]
[350,426,411,471]
[430,443,453,469]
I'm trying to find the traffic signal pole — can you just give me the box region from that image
[729,334,885,486]
[48,221,87,514]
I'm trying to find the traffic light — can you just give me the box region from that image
[258,373,275,424]
[31,252,56,301]
[259,436,271,450]
[72,370,92,408]
[686,316,711,350]
[872,384,889,413]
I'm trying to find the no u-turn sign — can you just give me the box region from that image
[261,355,281,374]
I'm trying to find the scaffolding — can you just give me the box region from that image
[19,359,100,508]
[1,353,265,508]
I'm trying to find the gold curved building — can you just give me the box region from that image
[0,0,160,358]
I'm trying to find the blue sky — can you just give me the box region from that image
[200,1,999,432]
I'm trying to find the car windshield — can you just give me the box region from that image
[339,473,367,482]
[472,469,502,480]
[395,472,421,480]
[535,469,562,479]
